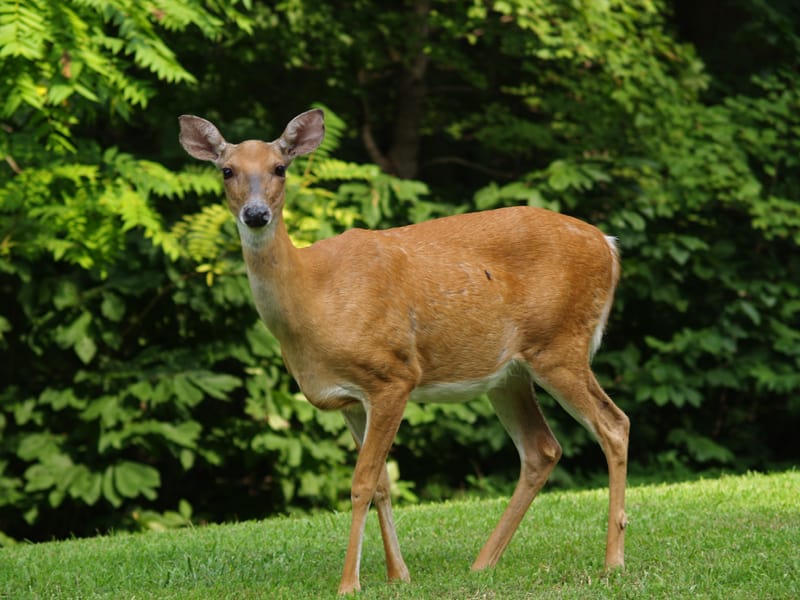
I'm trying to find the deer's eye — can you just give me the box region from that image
[221,167,234,179]
[274,165,286,177]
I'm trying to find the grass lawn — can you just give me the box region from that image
[1,470,797,599]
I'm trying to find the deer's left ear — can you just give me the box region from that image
[179,115,227,163]
[277,109,325,161]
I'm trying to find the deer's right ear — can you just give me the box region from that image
[178,115,227,163]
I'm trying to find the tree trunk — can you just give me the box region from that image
[362,0,430,179]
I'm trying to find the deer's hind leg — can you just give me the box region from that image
[472,368,562,570]
[528,346,629,570]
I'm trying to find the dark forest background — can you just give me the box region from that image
[1,0,798,543]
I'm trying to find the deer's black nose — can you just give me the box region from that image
[241,203,272,228]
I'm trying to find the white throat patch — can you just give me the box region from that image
[236,218,276,251]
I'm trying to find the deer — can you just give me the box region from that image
[178,108,629,594]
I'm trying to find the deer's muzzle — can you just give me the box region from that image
[241,202,272,228]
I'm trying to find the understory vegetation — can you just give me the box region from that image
[1,0,798,542]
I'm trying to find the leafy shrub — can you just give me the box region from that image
[1,0,798,544]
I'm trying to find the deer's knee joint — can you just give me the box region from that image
[519,435,561,488]
[373,485,389,505]
[538,434,562,464]
[350,489,368,507]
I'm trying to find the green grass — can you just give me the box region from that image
[1,471,798,599]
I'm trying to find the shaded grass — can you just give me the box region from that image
[1,471,798,599]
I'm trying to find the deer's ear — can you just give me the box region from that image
[276,109,325,161]
[179,115,227,163]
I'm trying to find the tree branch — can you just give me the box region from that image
[422,156,518,180]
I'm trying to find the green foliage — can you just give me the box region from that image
[459,0,800,475]
[1,0,799,545]
[0,0,249,152]
[0,2,437,539]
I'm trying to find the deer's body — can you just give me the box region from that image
[245,206,616,414]
[179,109,629,594]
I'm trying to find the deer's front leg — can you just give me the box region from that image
[342,405,410,586]
[339,395,408,595]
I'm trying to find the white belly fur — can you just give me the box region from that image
[409,360,525,404]
[306,360,531,409]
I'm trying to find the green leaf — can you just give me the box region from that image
[68,467,102,505]
[739,301,761,325]
[23,464,55,493]
[39,388,84,410]
[13,399,39,426]
[74,334,97,364]
[101,293,126,322]
[178,499,192,520]
[0,315,10,342]
[102,467,123,508]
[173,375,203,406]
[668,430,735,464]
[546,160,596,192]
[53,281,80,309]
[186,372,240,400]
[179,449,195,470]
[621,210,647,232]
[473,183,500,210]
[53,311,92,349]
[668,245,690,265]
[113,461,160,500]
[17,434,59,461]
[80,395,127,428]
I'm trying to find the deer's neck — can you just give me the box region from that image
[238,217,306,339]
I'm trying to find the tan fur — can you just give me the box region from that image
[179,109,630,594]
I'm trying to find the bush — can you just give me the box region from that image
[1,0,798,543]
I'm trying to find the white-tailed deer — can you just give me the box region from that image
[179,109,629,594]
